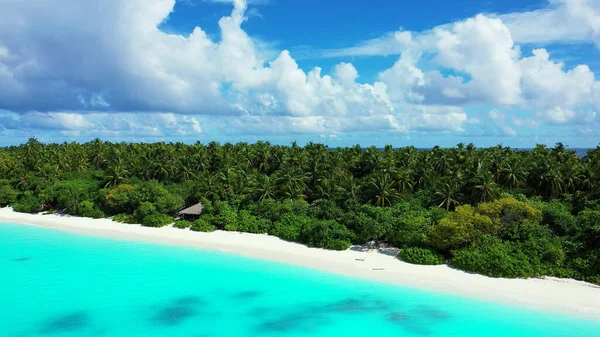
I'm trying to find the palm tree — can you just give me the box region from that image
[394,169,415,193]
[177,164,197,181]
[500,157,527,190]
[471,172,499,203]
[336,178,363,207]
[365,173,399,207]
[560,161,583,193]
[255,174,277,201]
[538,164,564,198]
[196,173,223,202]
[434,179,463,211]
[104,158,129,188]
[274,167,308,199]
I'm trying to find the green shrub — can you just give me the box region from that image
[280,199,310,216]
[191,218,217,232]
[451,238,537,278]
[200,198,214,215]
[577,209,600,248]
[77,200,105,219]
[236,210,269,234]
[224,222,238,231]
[390,210,435,248]
[400,247,445,265]
[248,198,280,221]
[12,193,43,213]
[352,205,394,244]
[112,213,137,224]
[104,184,141,213]
[134,202,157,222]
[46,179,99,215]
[536,201,576,236]
[270,214,311,242]
[141,213,172,227]
[0,184,17,206]
[150,186,184,214]
[325,239,351,251]
[173,220,192,229]
[213,201,238,230]
[301,219,354,249]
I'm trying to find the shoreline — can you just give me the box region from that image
[1,207,599,320]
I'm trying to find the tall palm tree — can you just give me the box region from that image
[538,164,564,198]
[255,174,277,201]
[336,178,363,207]
[434,179,464,211]
[274,167,308,199]
[104,158,129,188]
[365,173,399,207]
[501,157,527,190]
[471,172,499,203]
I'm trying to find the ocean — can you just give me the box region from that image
[1,222,599,337]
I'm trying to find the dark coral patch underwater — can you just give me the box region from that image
[417,306,451,320]
[324,298,391,313]
[38,311,90,334]
[152,296,206,326]
[257,312,327,333]
[252,296,452,335]
[232,290,262,300]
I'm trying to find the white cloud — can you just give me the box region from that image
[434,15,522,105]
[379,53,425,104]
[518,48,596,109]
[0,0,598,140]
[498,0,600,47]
[0,0,405,136]
[21,112,93,130]
[400,105,468,132]
[0,110,204,137]
[319,30,418,58]
[536,107,596,124]
[488,109,517,136]
[333,62,359,86]
[318,0,600,59]
[513,117,541,128]
[375,14,599,126]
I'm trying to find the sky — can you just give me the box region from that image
[1,0,599,148]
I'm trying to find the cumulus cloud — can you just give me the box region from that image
[0,110,204,137]
[0,0,406,135]
[321,0,600,58]
[536,107,596,125]
[488,110,517,136]
[0,0,598,141]
[499,0,600,47]
[401,105,468,132]
[434,15,523,105]
[373,13,599,126]
[518,49,596,110]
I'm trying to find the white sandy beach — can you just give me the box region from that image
[1,207,599,320]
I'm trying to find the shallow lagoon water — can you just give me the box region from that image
[1,222,599,337]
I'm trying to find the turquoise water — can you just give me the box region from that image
[1,223,599,337]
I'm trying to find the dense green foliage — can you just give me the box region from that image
[191,218,217,232]
[1,139,600,283]
[173,220,192,229]
[400,247,445,265]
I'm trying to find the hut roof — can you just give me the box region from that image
[178,202,204,215]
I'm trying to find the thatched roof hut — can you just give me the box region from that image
[177,202,203,220]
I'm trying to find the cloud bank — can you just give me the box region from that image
[0,0,598,144]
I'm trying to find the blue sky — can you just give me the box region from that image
[0,0,599,148]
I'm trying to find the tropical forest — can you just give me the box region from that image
[1,139,599,284]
